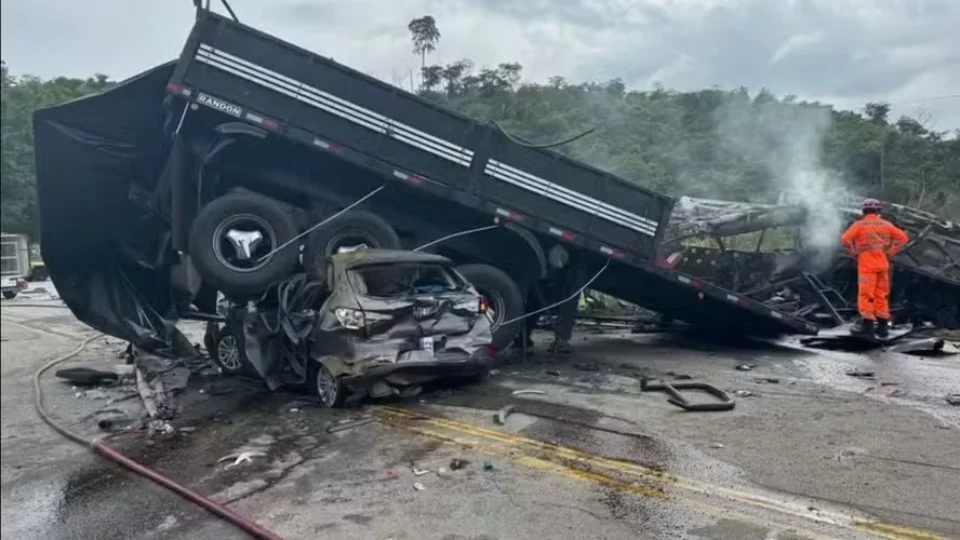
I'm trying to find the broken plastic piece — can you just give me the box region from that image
[413,482,426,491]
[512,389,546,396]
[449,458,469,470]
[494,404,516,425]
[218,451,267,469]
[413,468,430,476]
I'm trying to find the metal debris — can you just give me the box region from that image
[736,364,755,371]
[449,459,469,471]
[947,394,960,406]
[512,389,546,396]
[413,482,426,491]
[326,417,376,433]
[755,377,780,384]
[710,443,725,449]
[413,468,430,476]
[845,369,876,379]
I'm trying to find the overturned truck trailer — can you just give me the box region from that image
[31,5,822,354]
[660,197,960,330]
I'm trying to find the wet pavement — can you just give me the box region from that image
[2,289,959,540]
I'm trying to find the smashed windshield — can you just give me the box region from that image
[348,263,464,297]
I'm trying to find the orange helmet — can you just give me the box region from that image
[861,198,882,212]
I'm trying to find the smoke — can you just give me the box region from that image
[713,96,853,264]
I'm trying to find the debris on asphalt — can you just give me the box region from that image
[413,468,430,476]
[512,389,546,396]
[573,361,600,372]
[449,458,470,471]
[735,364,755,371]
[289,408,300,413]
[709,443,725,449]
[755,377,780,384]
[546,370,561,376]
[326,417,376,433]
[845,369,876,379]
[734,390,758,397]
[495,404,517,425]
[483,460,496,472]
[219,451,267,469]
[946,394,960,406]
[97,415,139,433]
[413,482,426,491]
[55,366,120,386]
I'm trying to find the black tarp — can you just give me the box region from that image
[33,62,178,347]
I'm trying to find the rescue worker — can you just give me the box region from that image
[840,198,908,338]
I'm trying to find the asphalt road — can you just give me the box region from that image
[2,285,959,540]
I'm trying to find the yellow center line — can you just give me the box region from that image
[374,406,952,540]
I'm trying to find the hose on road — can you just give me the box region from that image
[33,333,286,540]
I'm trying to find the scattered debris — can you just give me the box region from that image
[947,394,960,406]
[754,377,780,384]
[546,370,561,376]
[845,369,876,379]
[55,366,119,386]
[483,460,496,472]
[734,390,757,397]
[495,404,517,425]
[449,459,470,471]
[327,417,376,433]
[641,379,736,412]
[512,389,546,396]
[218,451,267,469]
[710,443,725,449]
[573,361,600,372]
[97,415,139,433]
[436,467,449,478]
[412,468,430,476]
[289,408,300,413]
[735,364,755,371]
[413,482,426,491]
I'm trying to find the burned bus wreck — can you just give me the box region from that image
[660,197,960,332]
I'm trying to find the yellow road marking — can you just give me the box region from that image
[374,406,952,540]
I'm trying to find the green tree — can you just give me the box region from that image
[407,16,440,70]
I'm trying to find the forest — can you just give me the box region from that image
[2,16,958,238]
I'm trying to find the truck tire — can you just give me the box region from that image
[2,290,17,300]
[302,210,400,278]
[456,264,524,350]
[189,192,299,299]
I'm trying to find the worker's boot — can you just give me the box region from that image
[875,318,890,339]
[851,317,876,337]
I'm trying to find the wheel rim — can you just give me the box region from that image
[481,290,507,331]
[211,214,278,273]
[217,335,243,371]
[316,364,339,407]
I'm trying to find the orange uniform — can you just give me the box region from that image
[840,214,908,321]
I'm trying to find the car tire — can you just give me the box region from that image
[2,290,17,300]
[311,357,345,408]
[455,264,524,351]
[214,330,248,375]
[188,192,299,299]
[302,210,400,278]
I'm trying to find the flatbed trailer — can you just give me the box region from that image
[32,7,818,346]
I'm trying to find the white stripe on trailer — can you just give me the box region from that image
[484,160,658,237]
[726,294,739,302]
[195,45,474,167]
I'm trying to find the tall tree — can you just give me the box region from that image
[407,16,440,70]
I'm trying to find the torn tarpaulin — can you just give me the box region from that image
[33,61,180,348]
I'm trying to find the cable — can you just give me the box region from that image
[500,257,611,326]
[493,121,595,150]
[33,334,286,540]
[257,183,386,262]
[413,224,501,251]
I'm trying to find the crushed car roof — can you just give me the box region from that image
[331,249,453,269]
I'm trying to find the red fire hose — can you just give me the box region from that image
[33,334,286,540]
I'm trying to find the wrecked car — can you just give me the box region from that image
[211,250,495,406]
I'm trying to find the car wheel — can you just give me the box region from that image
[313,359,344,408]
[302,210,400,278]
[189,192,299,299]
[455,264,524,350]
[2,290,17,300]
[214,331,247,375]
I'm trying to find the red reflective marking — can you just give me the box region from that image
[329,144,344,154]
[561,231,576,241]
[407,175,424,185]
[166,83,183,93]
[262,119,279,130]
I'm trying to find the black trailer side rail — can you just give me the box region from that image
[164,11,819,336]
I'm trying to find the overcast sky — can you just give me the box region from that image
[3,0,958,130]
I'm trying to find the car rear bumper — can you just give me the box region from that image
[343,347,494,384]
